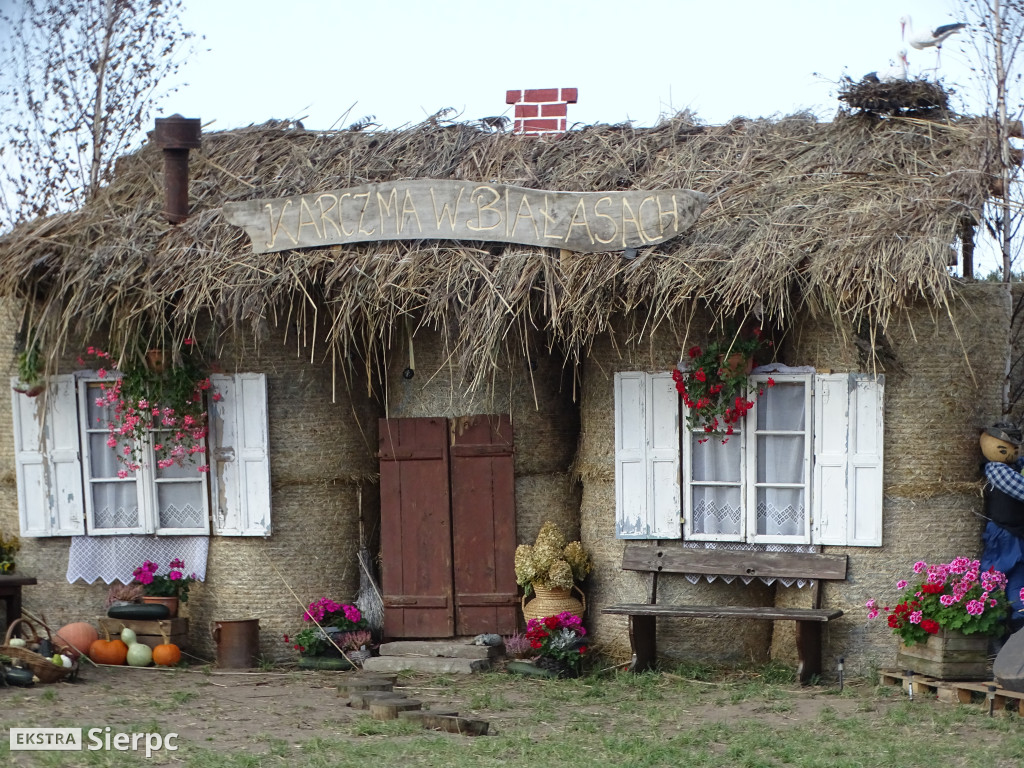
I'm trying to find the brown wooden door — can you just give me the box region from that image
[379,417,454,637]
[378,414,517,639]
[450,415,518,635]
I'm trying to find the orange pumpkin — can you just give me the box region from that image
[89,637,129,665]
[152,642,181,667]
[55,622,99,657]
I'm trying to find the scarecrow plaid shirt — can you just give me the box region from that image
[984,458,1024,502]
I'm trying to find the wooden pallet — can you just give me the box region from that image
[879,668,1023,712]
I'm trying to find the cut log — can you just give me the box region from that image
[398,708,459,721]
[370,697,422,720]
[415,714,490,736]
[338,675,396,694]
[348,690,401,709]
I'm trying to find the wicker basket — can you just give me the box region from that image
[522,584,586,622]
[1,618,77,684]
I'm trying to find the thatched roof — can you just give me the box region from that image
[0,108,998,385]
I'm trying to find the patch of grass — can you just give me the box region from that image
[9,666,1024,768]
[467,689,511,710]
[348,716,422,737]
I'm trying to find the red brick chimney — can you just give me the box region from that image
[505,88,578,134]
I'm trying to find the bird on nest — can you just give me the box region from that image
[864,50,909,84]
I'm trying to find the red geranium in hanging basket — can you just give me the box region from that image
[672,329,774,444]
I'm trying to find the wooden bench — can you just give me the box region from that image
[602,545,847,684]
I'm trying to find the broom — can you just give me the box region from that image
[354,486,384,637]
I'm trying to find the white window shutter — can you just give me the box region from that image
[848,374,884,546]
[209,373,272,536]
[647,372,682,537]
[614,372,681,539]
[812,373,884,546]
[615,372,648,537]
[11,375,85,536]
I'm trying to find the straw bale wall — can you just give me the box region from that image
[579,313,778,665]
[792,282,1010,676]
[0,310,382,663]
[383,325,581,547]
[580,284,1011,675]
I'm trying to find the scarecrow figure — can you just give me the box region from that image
[980,423,1024,632]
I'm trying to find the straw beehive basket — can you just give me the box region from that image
[1,618,77,684]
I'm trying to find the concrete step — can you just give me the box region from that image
[362,655,492,675]
[379,640,500,659]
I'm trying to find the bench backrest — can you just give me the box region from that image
[621,544,847,581]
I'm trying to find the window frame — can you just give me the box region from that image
[11,371,271,538]
[614,369,884,547]
[79,376,210,536]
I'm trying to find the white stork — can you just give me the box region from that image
[900,15,967,69]
[880,50,910,83]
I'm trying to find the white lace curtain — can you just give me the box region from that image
[690,380,806,537]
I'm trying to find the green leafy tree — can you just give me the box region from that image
[0,0,194,229]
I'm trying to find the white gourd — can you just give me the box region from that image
[125,642,152,667]
[120,628,137,645]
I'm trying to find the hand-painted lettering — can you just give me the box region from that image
[353,192,375,236]
[222,181,708,254]
[564,198,595,245]
[316,194,341,238]
[466,186,502,232]
[264,200,297,250]
[400,189,422,234]
[297,197,324,241]
[592,196,617,244]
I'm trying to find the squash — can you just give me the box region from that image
[55,622,98,657]
[152,642,181,667]
[120,628,137,645]
[107,603,170,620]
[4,667,35,686]
[89,632,129,665]
[126,642,152,667]
[152,624,182,667]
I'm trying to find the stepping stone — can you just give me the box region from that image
[363,655,490,675]
[370,697,422,720]
[378,640,500,659]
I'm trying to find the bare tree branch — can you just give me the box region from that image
[0,0,194,229]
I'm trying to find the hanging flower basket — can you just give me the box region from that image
[672,329,774,443]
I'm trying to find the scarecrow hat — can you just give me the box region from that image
[984,422,1023,447]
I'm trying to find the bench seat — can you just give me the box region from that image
[602,545,847,684]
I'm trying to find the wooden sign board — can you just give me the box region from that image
[222,179,708,254]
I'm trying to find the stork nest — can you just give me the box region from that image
[838,77,951,117]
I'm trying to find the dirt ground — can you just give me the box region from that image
[0,659,989,766]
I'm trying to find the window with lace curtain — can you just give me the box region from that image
[614,370,884,546]
[11,372,272,538]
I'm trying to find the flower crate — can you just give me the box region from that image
[896,629,989,680]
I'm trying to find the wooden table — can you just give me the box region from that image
[0,574,37,639]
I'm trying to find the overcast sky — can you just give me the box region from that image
[165,0,979,131]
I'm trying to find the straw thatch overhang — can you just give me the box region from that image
[0,110,998,386]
